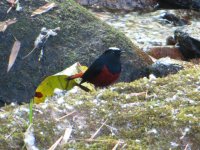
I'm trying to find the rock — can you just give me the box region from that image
[174,29,200,60]
[0,66,200,149]
[166,36,176,45]
[158,0,200,10]
[147,46,184,60]
[161,12,191,26]
[149,57,186,77]
[0,0,152,105]
[75,0,158,11]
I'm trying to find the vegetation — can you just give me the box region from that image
[0,66,199,149]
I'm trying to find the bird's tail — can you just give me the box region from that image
[67,72,90,92]
[67,72,84,80]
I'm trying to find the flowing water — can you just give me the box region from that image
[91,10,200,52]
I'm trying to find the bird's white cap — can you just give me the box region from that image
[108,47,120,51]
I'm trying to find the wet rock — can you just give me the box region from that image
[158,0,200,10]
[75,0,158,11]
[0,0,152,105]
[147,46,184,60]
[174,29,200,60]
[161,12,191,26]
[149,57,184,77]
[166,36,176,45]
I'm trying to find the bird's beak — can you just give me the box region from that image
[120,50,125,56]
[120,50,125,54]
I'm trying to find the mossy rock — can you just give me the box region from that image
[0,66,199,149]
[0,0,152,104]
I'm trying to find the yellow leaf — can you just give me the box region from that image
[34,63,93,104]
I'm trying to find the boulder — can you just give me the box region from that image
[158,0,200,10]
[174,29,200,60]
[75,0,158,11]
[149,57,186,77]
[0,0,152,104]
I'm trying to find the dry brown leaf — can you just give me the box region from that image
[0,18,17,32]
[7,38,21,72]
[31,2,57,17]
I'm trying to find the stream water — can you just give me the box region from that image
[91,10,200,52]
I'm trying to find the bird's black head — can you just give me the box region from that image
[103,47,123,57]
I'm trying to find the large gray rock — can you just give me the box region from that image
[159,0,200,10]
[0,0,152,104]
[75,0,158,11]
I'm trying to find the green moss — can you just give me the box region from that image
[61,66,200,149]
[33,121,58,148]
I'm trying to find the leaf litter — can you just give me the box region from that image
[0,18,17,32]
[31,2,57,17]
[7,36,21,72]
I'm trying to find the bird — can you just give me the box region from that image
[67,47,123,88]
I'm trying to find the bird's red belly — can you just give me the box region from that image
[88,66,120,87]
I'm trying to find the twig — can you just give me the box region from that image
[184,144,189,150]
[0,109,5,112]
[121,143,127,149]
[60,127,72,145]
[56,111,76,121]
[5,129,17,140]
[48,136,63,150]
[22,34,48,59]
[112,140,124,150]
[75,138,117,143]
[89,119,108,140]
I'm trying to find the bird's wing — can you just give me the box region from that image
[81,58,104,83]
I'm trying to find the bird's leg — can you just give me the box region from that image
[75,83,91,92]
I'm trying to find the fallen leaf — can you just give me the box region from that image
[34,63,94,104]
[31,2,57,17]
[0,18,17,32]
[7,38,21,72]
